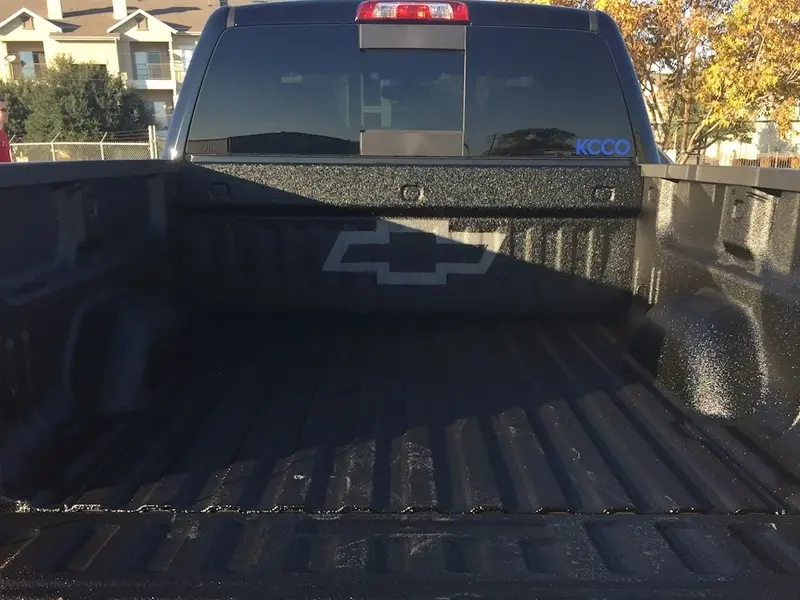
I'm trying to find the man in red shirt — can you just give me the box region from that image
[0,97,11,163]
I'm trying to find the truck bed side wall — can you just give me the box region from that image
[633,165,800,476]
[0,162,174,451]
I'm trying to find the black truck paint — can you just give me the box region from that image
[2,2,800,599]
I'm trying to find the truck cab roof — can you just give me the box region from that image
[232,0,596,29]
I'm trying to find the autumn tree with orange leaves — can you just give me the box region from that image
[499,0,800,163]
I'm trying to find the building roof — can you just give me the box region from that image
[0,1,230,36]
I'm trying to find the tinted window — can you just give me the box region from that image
[361,51,463,132]
[187,25,633,158]
[464,27,634,157]
[187,25,464,156]
[188,25,359,155]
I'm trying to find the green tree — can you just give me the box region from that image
[700,0,800,142]
[660,96,754,160]
[0,78,35,139]
[24,55,151,142]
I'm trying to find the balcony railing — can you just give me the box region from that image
[133,62,172,81]
[10,63,47,80]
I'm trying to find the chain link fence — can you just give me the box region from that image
[9,126,160,162]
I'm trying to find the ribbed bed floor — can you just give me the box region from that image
[18,316,799,515]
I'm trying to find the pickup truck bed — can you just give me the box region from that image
[3,318,800,599]
[5,0,800,587]
[7,317,796,515]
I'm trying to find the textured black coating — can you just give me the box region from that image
[3,316,800,597]
[630,171,800,479]
[171,163,641,314]
[0,165,170,455]
[4,150,800,598]
[0,159,174,190]
[170,214,637,314]
[180,163,642,211]
[5,317,798,515]
[641,163,800,192]
[630,289,768,421]
[1,512,800,599]
[64,292,184,414]
[0,165,166,281]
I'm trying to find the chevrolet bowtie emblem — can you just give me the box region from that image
[322,219,507,285]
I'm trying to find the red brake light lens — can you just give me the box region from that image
[356,1,469,23]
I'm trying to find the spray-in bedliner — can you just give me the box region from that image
[3,316,800,598]
[7,316,797,516]
[2,512,800,599]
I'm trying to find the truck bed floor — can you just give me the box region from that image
[16,316,798,516]
[5,317,800,598]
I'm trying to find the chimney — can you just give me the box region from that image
[112,0,128,21]
[46,0,63,20]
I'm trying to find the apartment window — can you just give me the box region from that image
[20,15,34,30]
[134,50,169,80]
[136,15,148,30]
[16,50,46,79]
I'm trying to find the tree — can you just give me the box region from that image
[0,78,35,139]
[661,99,753,159]
[700,0,800,144]
[23,55,151,142]
[498,0,800,163]
[592,0,735,160]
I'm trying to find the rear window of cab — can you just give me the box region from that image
[186,24,635,158]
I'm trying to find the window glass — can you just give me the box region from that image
[134,51,168,80]
[187,25,465,155]
[187,24,634,158]
[360,50,463,132]
[188,25,360,155]
[464,27,634,157]
[17,50,45,79]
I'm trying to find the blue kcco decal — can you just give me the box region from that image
[576,138,632,156]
